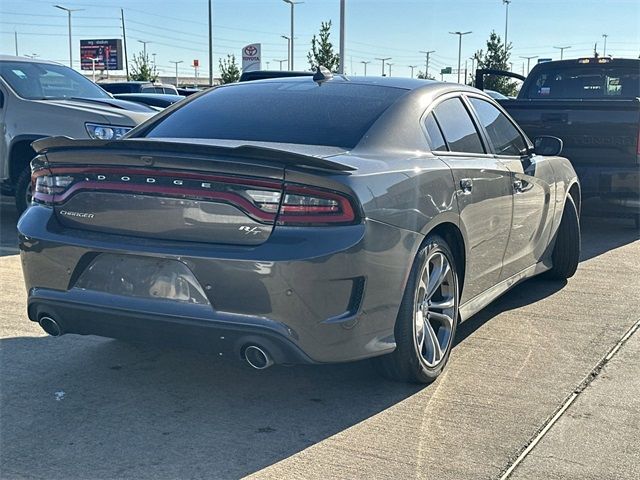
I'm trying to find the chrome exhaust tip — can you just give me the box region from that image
[244,345,274,370]
[38,315,63,337]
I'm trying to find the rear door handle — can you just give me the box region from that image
[460,178,473,194]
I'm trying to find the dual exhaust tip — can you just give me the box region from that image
[38,315,274,370]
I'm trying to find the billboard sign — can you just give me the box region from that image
[80,39,123,71]
[440,67,452,74]
[242,43,261,72]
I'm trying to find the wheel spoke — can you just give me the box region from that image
[415,311,425,351]
[424,319,442,363]
[429,311,455,330]
[426,254,450,300]
[429,297,455,310]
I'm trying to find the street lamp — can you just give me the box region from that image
[520,55,537,74]
[89,57,99,82]
[602,34,608,56]
[338,0,345,74]
[387,62,393,77]
[449,31,472,84]
[138,40,151,57]
[281,35,291,70]
[409,65,417,78]
[503,0,511,56]
[169,60,183,87]
[553,45,571,60]
[283,0,303,70]
[360,60,370,76]
[54,5,83,69]
[274,59,287,70]
[375,57,391,76]
[419,50,435,79]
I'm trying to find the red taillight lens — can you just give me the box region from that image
[276,185,357,225]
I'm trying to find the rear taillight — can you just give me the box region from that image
[276,185,357,225]
[35,175,74,195]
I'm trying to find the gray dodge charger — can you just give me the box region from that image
[18,74,580,383]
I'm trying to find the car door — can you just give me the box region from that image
[466,95,554,280]
[426,95,514,304]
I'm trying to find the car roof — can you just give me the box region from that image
[115,93,183,99]
[0,55,61,65]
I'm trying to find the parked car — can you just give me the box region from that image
[19,74,580,384]
[176,87,202,96]
[479,57,639,226]
[0,55,156,213]
[99,81,178,95]
[239,70,313,82]
[113,93,185,109]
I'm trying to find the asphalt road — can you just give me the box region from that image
[1,196,638,480]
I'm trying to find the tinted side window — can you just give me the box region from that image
[424,113,447,151]
[433,98,484,154]
[469,98,527,156]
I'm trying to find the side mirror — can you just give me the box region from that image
[534,136,563,156]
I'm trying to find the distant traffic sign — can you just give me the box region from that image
[440,67,452,74]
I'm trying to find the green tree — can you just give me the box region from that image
[219,54,240,84]
[473,31,518,96]
[130,52,158,82]
[417,71,435,80]
[307,20,340,72]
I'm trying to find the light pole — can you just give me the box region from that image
[387,62,393,77]
[602,34,608,56]
[152,53,157,67]
[283,0,303,70]
[338,0,345,74]
[520,55,537,74]
[554,45,571,60]
[208,0,213,86]
[503,0,511,56]
[449,31,472,84]
[409,65,417,78]
[419,50,435,79]
[54,5,82,69]
[89,57,99,81]
[375,57,391,76]
[360,60,370,76]
[138,40,151,57]
[281,35,291,70]
[274,59,287,70]
[169,60,183,87]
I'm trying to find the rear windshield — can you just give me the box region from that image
[143,81,407,148]
[526,65,640,99]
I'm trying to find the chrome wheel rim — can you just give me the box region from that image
[414,251,457,368]
[25,183,33,206]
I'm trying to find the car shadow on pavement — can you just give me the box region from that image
[0,335,422,479]
[580,215,639,261]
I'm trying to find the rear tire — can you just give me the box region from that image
[548,195,580,280]
[15,166,32,215]
[373,234,459,384]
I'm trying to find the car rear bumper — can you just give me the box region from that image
[575,165,639,215]
[19,205,421,363]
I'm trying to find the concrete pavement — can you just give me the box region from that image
[0,198,638,479]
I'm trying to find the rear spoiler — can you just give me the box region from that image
[31,136,356,173]
[474,69,526,90]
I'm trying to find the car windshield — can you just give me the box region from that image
[143,81,407,148]
[527,65,640,99]
[0,61,110,100]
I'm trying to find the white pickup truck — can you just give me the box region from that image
[0,55,155,213]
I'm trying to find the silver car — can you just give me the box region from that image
[19,75,580,384]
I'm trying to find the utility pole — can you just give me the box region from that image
[602,34,608,56]
[338,0,345,74]
[138,40,151,57]
[503,0,511,56]
[274,59,287,70]
[554,45,571,60]
[409,65,417,78]
[387,62,393,77]
[520,55,537,74]
[375,57,391,76]
[283,0,302,70]
[208,0,213,85]
[14,31,18,56]
[281,35,291,70]
[419,50,435,79]
[152,53,157,67]
[170,60,183,86]
[54,5,82,69]
[360,60,370,76]
[449,31,471,84]
[121,8,129,79]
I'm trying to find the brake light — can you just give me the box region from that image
[276,185,357,225]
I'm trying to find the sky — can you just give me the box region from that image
[1,0,639,80]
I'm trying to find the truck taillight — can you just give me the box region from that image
[276,185,357,226]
